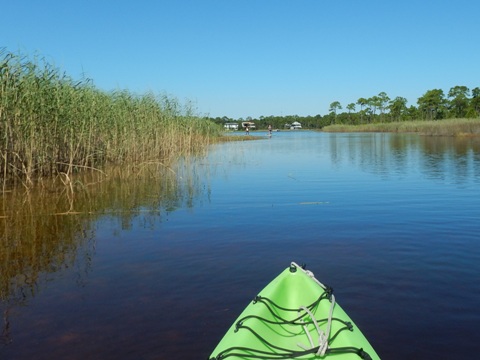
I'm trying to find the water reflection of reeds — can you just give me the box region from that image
[0,161,204,307]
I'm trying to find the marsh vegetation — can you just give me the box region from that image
[323,118,480,136]
[0,49,221,189]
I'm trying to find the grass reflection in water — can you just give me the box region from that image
[0,159,205,344]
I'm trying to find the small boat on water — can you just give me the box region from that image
[209,262,380,359]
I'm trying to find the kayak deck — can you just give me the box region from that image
[209,262,380,359]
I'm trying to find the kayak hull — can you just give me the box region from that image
[209,262,380,359]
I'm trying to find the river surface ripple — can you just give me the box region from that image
[1,131,479,359]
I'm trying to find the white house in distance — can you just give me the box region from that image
[224,123,239,130]
[284,121,302,130]
[241,121,256,130]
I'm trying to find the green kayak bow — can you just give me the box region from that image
[209,262,380,359]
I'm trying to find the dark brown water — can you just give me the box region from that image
[1,132,480,359]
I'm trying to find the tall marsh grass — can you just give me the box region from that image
[0,49,221,188]
[323,118,480,136]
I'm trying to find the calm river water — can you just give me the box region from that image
[1,131,480,359]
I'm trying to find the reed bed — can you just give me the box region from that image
[323,118,480,136]
[0,49,221,189]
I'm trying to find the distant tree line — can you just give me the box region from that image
[208,85,480,129]
[208,114,328,130]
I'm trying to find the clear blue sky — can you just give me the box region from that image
[2,0,479,119]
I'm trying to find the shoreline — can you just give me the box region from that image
[322,118,480,137]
